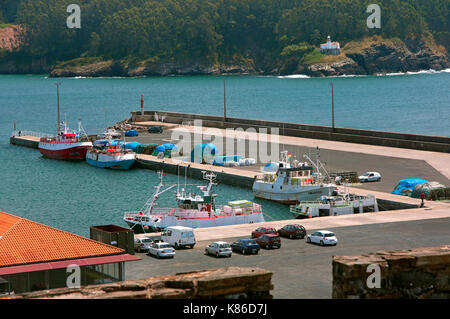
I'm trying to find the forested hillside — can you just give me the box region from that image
[0,0,448,76]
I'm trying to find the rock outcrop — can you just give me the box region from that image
[305,39,449,77]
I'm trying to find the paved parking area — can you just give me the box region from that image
[125,217,450,298]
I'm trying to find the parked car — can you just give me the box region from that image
[204,241,232,258]
[98,129,122,139]
[134,236,153,252]
[255,234,281,249]
[251,226,278,239]
[306,230,338,246]
[124,129,139,137]
[278,224,306,239]
[148,126,163,133]
[148,242,176,258]
[161,226,196,249]
[359,172,381,182]
[230,239,260,255]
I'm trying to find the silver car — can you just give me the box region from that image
[134,237,153,252]
[148,242,176,258]
[204,241,232,258]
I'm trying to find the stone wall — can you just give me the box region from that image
[10,267,273,299]
[332,245,450,298]
[131,110,450,153]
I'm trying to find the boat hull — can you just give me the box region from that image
[38,142,92,160]
[124,212,265,233]
[253,182,336,205]
[86,151,135,170]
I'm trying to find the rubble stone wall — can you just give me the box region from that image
[10,267,273,299]
[332,245,450,298]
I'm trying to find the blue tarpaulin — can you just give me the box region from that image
[392,178,428,196]
[191,143,218,163]
[123,142,143,151]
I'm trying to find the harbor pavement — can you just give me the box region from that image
[131,121,450,194]
[127,217,450,298]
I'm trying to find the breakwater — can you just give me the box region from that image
[131,110,450,153]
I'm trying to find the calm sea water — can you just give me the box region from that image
[0,71,449,237]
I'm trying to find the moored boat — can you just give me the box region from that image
[38,120,92,160]
[124,171,265,233]
[86,140,135,170]
[290,192,379,218]
[252,151,336,204]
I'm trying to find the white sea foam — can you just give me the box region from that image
[276,74,310,79]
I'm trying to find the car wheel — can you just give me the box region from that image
[204,249,208,255]
[174,243,179,250]
[320,240,324,246]
[156,253,160,259]
[307,237,311,243]
[242,248,246,255]
[216,252,219,258]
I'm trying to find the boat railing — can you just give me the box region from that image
[124,208,176,219]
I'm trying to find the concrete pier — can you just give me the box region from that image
[132,110,450,153]
[9,116,450,242]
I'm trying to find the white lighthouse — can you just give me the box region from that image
[319,36,340,55]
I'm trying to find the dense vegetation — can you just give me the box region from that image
[1,0,448,67]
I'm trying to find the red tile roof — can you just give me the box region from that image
[0,211,125,268]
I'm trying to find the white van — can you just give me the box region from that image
[161,226,196,249]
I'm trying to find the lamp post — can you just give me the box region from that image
[331,81,335,132]
[223,79,227,121]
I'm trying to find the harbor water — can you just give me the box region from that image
[0,72,449,237]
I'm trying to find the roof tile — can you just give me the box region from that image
[0,211,125,267]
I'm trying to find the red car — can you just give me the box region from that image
[251,226,278,238]
[278,224,306,239]
[255,234,281,249]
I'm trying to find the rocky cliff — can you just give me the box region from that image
[304,38,449,77]
[3,36,448,77]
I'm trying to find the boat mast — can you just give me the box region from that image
[141,171,176,215]
[55,82,61,134]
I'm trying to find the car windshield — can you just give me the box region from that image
[363,173,370,176]
[219,243,230,248]
[324,233,335,237]
[142,239,152,243]
[159,244,171,248]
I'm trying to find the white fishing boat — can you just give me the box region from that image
[290,190,379,218]
[252,151,336,204]
[124,171,265,233]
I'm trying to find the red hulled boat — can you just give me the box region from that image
[38,121,92,160]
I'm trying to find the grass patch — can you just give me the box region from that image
[300,49,326,64]
[55,57,104,68]
[0,23,12,29]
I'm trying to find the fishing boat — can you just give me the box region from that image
[252,151,336,204]
[86,139,136,170]
[38,120,92,160]
[38,84,92,160]
[124,171,265,233]
[290,191,379,218]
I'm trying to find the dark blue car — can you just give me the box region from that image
[125,129,139,137]
[148,126,163,133]
[230,238,260,255]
